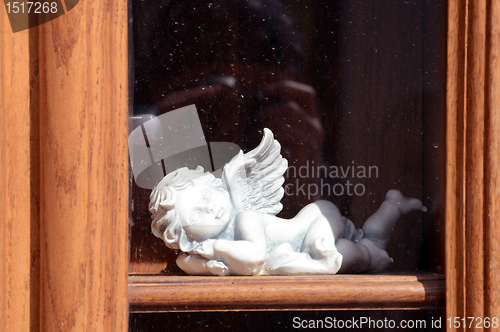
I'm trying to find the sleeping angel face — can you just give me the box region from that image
[175,182,233,242]
[150,129,285,252]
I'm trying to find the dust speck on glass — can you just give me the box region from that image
[129,0,446,278]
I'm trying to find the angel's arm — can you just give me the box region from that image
[195,212,268,275]
[176,252,230,276]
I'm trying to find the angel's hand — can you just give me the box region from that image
[206,260,230,276]
[193,239,217,259]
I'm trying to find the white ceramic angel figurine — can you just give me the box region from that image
[149,129,427,276]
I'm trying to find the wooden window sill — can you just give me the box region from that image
[129,273,444,312]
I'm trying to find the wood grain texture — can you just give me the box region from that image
[0,13,38,332]
[446,0,467,328]
[447,0,500,328]
[38,0,129,331]
[129,274,445,312]
[484,0,500,322]
[465,0,486,320]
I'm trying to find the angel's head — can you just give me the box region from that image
[149,166,232,251]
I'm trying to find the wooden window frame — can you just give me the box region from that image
[1,0,499,330]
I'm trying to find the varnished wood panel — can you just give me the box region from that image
[38,0,129,331]
[446,0,500,329]
[129,274,445,312]
[485,0,500,321]
[0,14,39,332]
[465,0,487,320]
[446,0,467,328]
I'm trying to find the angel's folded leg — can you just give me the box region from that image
[361,190,426,250]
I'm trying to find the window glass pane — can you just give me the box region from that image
[129,0,446,276]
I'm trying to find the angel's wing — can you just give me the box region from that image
[222,128,288,215]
